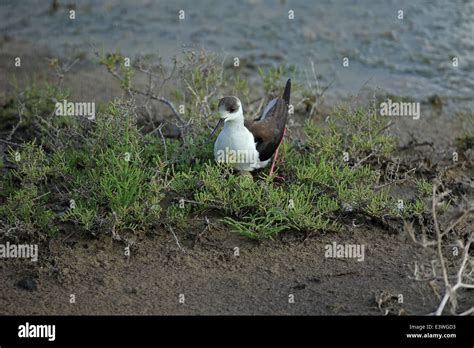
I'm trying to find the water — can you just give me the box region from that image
[1,0,473,108]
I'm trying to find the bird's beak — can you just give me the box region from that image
[204,118,223,145]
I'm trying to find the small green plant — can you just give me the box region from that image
[0,184,57,236]
[0,78,71,145]
[99,50,133,89]
[165,203,192,230]
[258,66,284,96]
[416,178,432,196]
[61,101,165,232]
[9,140,51,185]
[0,141,57,235]
[62,199,97,231]
[304,105,395,161]
[223,213,289,240]
[230,74,250,106]
[13,77,70,119]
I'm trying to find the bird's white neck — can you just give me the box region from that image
[223,109,245,129]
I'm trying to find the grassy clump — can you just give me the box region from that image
[0,141,57,235]
[288,105,398,218]
[168,162,337,239]
[1,98,165,237]
[60,102,165,232]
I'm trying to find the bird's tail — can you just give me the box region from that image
[282,79,291,106]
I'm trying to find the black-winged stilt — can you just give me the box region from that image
[213,79,291,176]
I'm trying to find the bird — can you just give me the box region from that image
[212,79,291,176]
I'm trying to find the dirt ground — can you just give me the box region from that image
[1,222,442,315]
[0,37,471,315]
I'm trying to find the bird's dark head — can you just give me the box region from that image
[218,96,242,121]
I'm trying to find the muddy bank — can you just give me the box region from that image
[0,37,122,105]
[1,222,442,315]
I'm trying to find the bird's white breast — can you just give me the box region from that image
[214,123,261,171]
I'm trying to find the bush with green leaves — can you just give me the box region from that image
[1,99,166,236]
[0,141,57,235]
[60,101,165,232]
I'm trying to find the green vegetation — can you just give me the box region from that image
[165,99,422,239]
[99,50,134,89]
[60,102,164,232]
[0,50,432,241]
